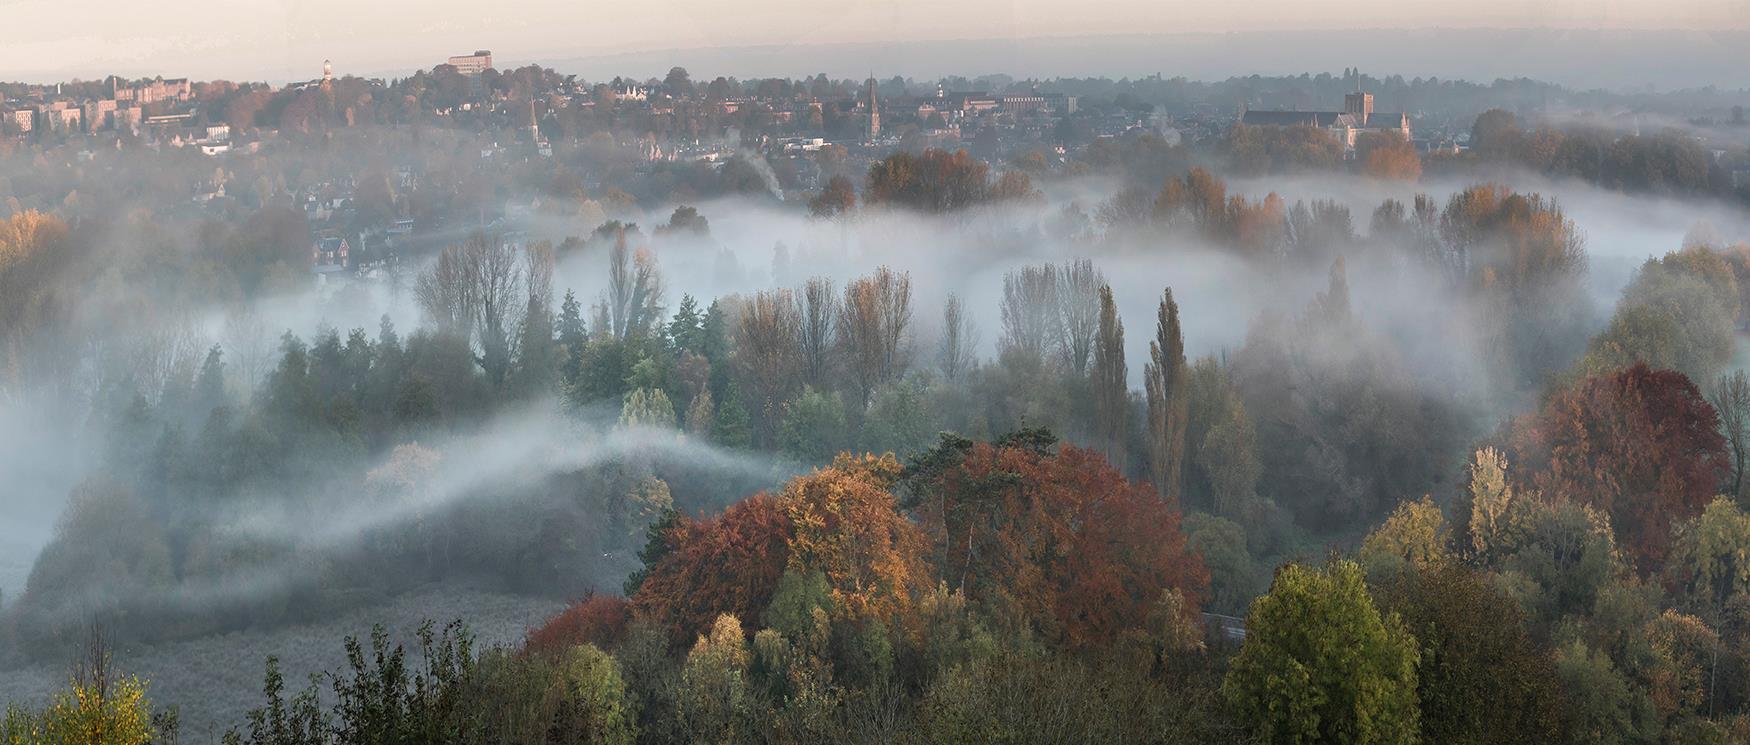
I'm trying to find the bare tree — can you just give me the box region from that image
[1714,371,1750,502]
[839,266,912,405]
[877,266,913,381]
[938,293,980,382]
[415,235,481,332]
[1057,258,1105,375]
[737,289,802,447]
[415,231,549,388]
[223,308,272,393]
[999,264,1061,361]
[604,228,665,340]
[797,276,839,387]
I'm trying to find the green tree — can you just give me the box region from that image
[1359,497,1452,578]
[859,378,935,459]
[1371,566,1566,745]
[1666,497,1750,615]
[558,289,587,385]
[678,615,753,744]
[778,387,847,464]
[541,644,637,745]
[1223,560,1420,745]
[620,388,677,429]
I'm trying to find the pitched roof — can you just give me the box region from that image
[1241,110,1324,127]
[1240,110,1362,128]
[1364,112,1408,128]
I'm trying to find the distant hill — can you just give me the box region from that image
[523,28,1750,91]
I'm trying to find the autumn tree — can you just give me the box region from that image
[780,453,930,622]
[1223,560,1420,745]
[1505,363,1728,567]
[525,594,632,656]
[6,629,165,745]
[865,149,991,212]
[630,494,795,644]
[632,455,933,643]
[901,432,1208,646]
[678,615,753,743]
[1665,497,1750,616]
[1357,132,1422,181]
[1359,496,1453,577]
[1438,185,1590,387]
[809,175,857,218]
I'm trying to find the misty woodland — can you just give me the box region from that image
[3,56,1750,745]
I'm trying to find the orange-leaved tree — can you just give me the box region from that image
[631,454,934,644]
[781,453,931,623]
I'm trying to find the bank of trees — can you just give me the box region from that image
[1464,108,1726,195]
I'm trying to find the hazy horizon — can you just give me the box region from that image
[7,23,1750,90]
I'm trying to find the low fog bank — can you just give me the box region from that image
[1227,169,1750,307]
[4,163,1747,657]
[1,397,792,654]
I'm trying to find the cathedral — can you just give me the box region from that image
[1240,86,1410,155]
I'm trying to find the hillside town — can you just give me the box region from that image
[4,54,1749,284]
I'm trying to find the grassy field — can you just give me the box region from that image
[0,584,563,741]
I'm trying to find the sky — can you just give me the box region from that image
[3,0,1749,85]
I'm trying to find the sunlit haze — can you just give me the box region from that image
[5,0,1750,84]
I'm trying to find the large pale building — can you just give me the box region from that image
[864,77,881,141]
[1240,85,1410,155]
[113,77,191,105]
[446,50,493,76]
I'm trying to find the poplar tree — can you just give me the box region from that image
[1092,285,1128,471]
[1144,288,1188,503]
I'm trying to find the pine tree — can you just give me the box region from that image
[1092,285,1128,471]
[712,385,753,449]
[514,292,556,396]
[558,289,587,386]
[668,294,705,354]
[1144,288,1188,503]
[193,344,228,417]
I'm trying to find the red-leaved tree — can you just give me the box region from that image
[629,493,795,645]
[1506,363,1727,568]
[524,594,630,656]
[904,431,1209,646]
